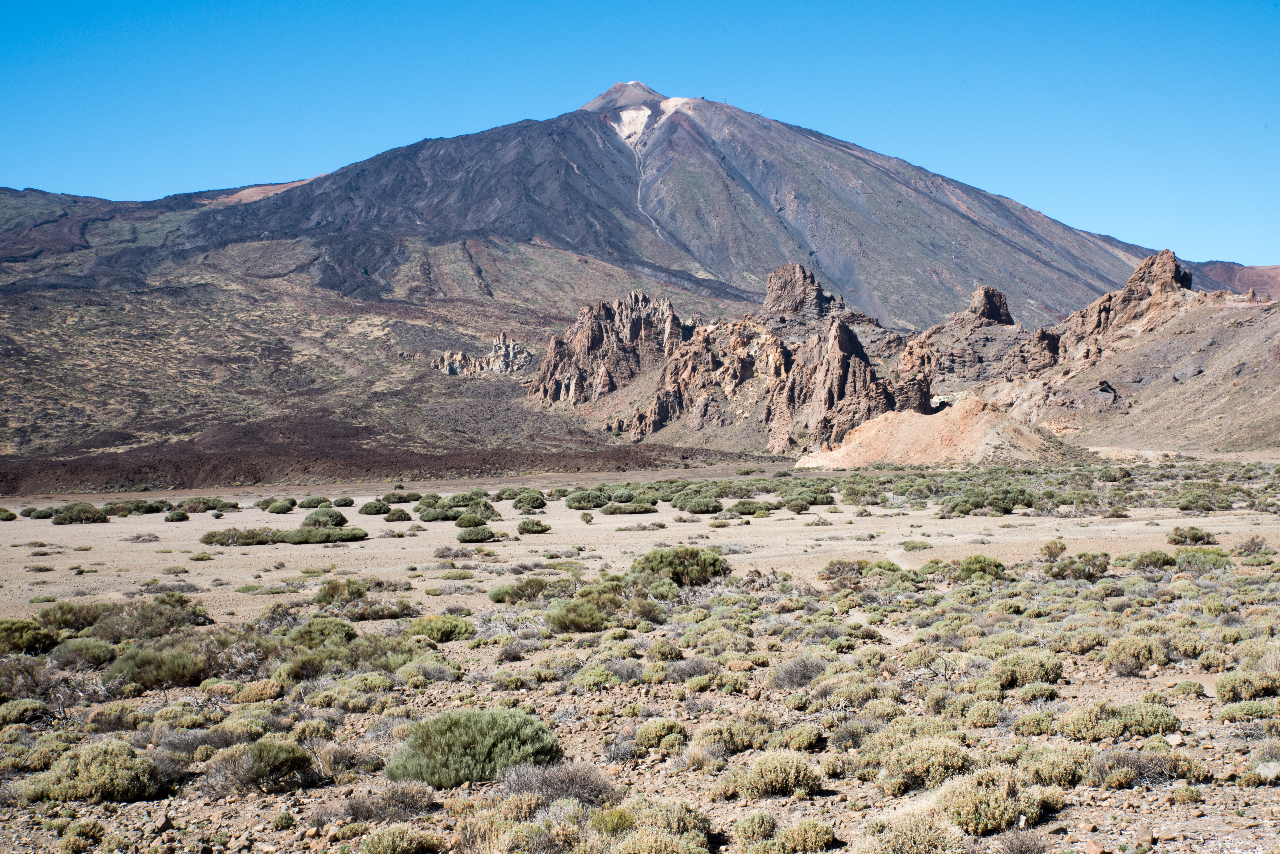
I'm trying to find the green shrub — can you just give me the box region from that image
[513,491,547,512]
[487,578,548,604]
[937,767,1062,835]
[457,526,494,543]
[966,701,1003,728]
[290,617,358,648]
[0,508,15,522]
[51,503,110,525]
[601,503,658,515]
[683,497,724,514]
[1216,672,1280,703]
[546,600,605,633]
[739,752,822,798]
[105,640,205,689]
[267,501,293,514]
[636,719,688,750]
[630,547,728,587]
[164,510,189,522]
[454,513,486,528]
[877,737,972,796]
[51,637,115,669]
[361,826,442,854]
[334,497,355,507]
[734,813,777,843]
[1216,700,1277,721]
[382,492,421,504]
[200,527,274,546]
[385,508,412,523]
[303,508,348,528]
[777,820,836,853]
[1132,550,1177,571]
[419,508,464,522]
[566,491,610,510]
[989,650,1062,688]
[359,501,391,515]
[407,615,475,643]
[272,527,368,544]
[950,554,1005,581]
[385,708,562,788]
[22,739,162,803]
[0,698,48,724]
[298,496,331,509]
[866,812,965,854]
[0,619,56,654]
[517,519,550,534]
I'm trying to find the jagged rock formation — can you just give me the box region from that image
[894,285,1059,394]
[532,265,930,454]
[430,333,533,376]
[1052,249,1194,365]
[531,292,690,405]
[761,264,839,320]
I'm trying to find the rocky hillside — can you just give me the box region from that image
[802,251,1280,465]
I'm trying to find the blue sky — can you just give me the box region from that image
[2,0,1276,264]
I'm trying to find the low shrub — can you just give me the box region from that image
[1168,526,1215,546]
[164,510,189,522]
[740,752,822,798]
[630,547,729,586]
[22,739,162,803]
[333,497,355,507]
[866,811,965,854]
[601,503,658,515]
[407,615,475,643]
[777,820,836,853]
[454,513,486,528]
[877,737,973,796]
[517,519,550,534]
[937,767,1062,835]
[386,708,562,788]
[1085,749,1210,789]
[989,651,1063,689]
[0,698,48,724]
[208,740,313,792]
[384,508,412,523]
[267,501,293,514]
[51,503,110,525]
[0,619,57,655]
[502,760,619,806]
[361,825,443,854]
[566,491,610,510]
[1216,672,1280,703]
[636,719,688,750]
[456,526,494,543]
[546,600,605,633]
[303,508,348,528]
[359,501,391,515]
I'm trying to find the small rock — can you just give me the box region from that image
[1045,824,1069,835]
[1167,733,1184,747]
[1256,762,1280,784]
[1085,841,1109,854]
[1133,825,1154,847]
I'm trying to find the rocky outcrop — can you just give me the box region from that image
[1053,249,1193,364]
[531,292,690,406]
[431,333,533,376]
[533,265,930,454]
[894,285,1056,390]
[761,264,839,321]
[968,286,1015,324]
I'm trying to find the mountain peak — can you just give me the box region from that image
[580,81,668,113]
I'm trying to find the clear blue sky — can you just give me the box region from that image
[2,0,1276,264]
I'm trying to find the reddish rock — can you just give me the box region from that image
[761,263,838,321]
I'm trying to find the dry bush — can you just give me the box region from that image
[502,761,619,806]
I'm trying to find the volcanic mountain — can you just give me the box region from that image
[0,83,1274,487]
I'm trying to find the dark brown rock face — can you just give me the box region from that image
[762,264,839,321]
[532,265,930,453]
[968,286,1015,324]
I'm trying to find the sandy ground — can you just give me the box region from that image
[4,470,1276,625]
